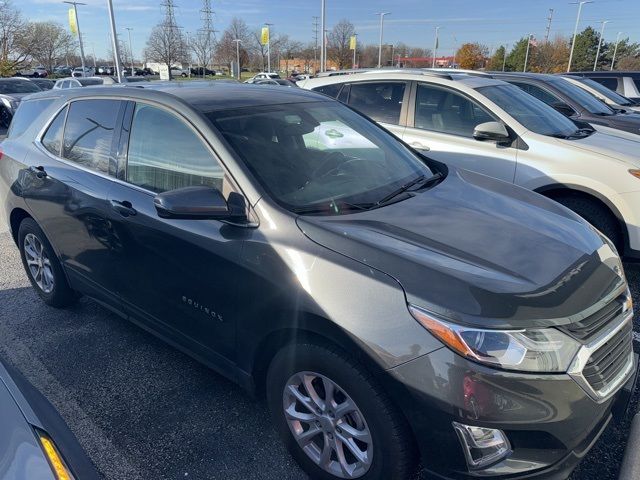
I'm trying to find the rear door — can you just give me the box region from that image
[22,98,127,307]
[104,101,245,361]
[402,82,517,182]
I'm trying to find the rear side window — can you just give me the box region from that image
[126,103,225,193]
[347,82,406,125]
[7,99,53,138]
[593,77,619,91]
[62,99,122,174]
[312,84,342,99]
[41,106,67,156]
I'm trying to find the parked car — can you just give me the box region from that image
[560,75,640,113]
[28,78,55,91]
[190,67,215,76]
[488,73,640,137]
[53,66,72,77]
[1,83,636,480]
[0,78,41,127]
[0,356,99,480]
[16,66,48,78]
[53,76,118,89]
[170,66,189,77]
[571,71,640,103]
[254,78,297,87]
[245,72,281,83]
[140,67,155,76]
[300,71,640,257]
[71,66,95,77]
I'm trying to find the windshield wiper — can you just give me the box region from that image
[375,172,444,206]
[567,128,595,139]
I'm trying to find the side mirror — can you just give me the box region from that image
[473,121,510,143]
[551,102,575,117]
[154,186,246,221]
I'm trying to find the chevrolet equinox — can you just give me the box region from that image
[0,84,636,480]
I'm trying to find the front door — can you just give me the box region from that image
[105,102,245,361]
[402,82,517,183]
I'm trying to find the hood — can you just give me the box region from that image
[603,112,640,133]
[297,169,625,329]
[566,131,640,167]
[0,92,34,103]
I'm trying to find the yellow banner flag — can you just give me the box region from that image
[261,26,269,46]
[68,8,77,35]
[350,35,357,50]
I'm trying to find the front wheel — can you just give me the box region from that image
[266,343,418,480]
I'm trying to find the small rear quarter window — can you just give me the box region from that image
[7,99,54,138]
[312,84,343,99]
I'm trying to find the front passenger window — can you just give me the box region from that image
[414,83,493,137]
[126,104,226,194]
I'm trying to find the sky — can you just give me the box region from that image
[18,0,640,61]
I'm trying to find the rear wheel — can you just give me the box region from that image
[18,218,78,308]
[266,343,418,480]
[554,194,622,251]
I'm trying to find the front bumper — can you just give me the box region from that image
[387,347,637,479]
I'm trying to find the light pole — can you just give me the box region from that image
[593,20,609,71]
[264,23,273,73]
[233,39,241,80]
[567,1,593,72]
[523,34,533,72]
[611,31,623,71]
[375,12,390,68]
[106,0,123,82]
[432,26,441,68]
[320,0,326,72]
[63,1,86,76]
[125,27,134,74]
[390,43,395,67]
[502,43,509,72]
[90,42,97,68]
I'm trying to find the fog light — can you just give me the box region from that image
[453,422,511,470]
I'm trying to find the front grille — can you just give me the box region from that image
[582,321,633,393]
[563,295,625,341]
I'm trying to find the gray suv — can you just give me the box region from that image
[0,84,636,480]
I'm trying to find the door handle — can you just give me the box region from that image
[110,199,137,217]
[28,165,47,179]
[410,142,430,151]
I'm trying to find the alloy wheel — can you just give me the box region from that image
[283,371,373,479]
[24,233,55,293]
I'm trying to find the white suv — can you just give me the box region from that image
[300,71,640,258]
[561,75,640,113]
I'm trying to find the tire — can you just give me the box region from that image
[266,343,418,480]
[18,218,78,308]
[554,194,622,251]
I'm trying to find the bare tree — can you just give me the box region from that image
[28,22,77,73]
[144,24,188,79]
[327,20,355,70]
[0,1,33,75]
[191,31,214,75]
[215,18,251,71]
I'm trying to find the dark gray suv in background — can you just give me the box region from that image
[0,84,636,480]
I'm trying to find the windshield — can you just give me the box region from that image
[206,102,433,215]
[576,77,634,106]
[478,84,579,137]
[549,77,615,115]
[0,80,41,94]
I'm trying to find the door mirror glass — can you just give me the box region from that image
[473,121,510,143]
[154,186,244,220]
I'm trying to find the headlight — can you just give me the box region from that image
[409,305,580,373]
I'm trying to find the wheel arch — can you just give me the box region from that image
[9,208,32,245]
[534,183,629,252]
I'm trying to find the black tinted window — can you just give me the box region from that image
[512,82,561,106]
[7,99,53,138]
[593,77,619,91]
[312,84,342,98]
[348,82,406,124]
[126,103,226,193]
[0,80,40,94]
[41,106,67,156]
[62,100,122,174]
[414,83,493,137]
